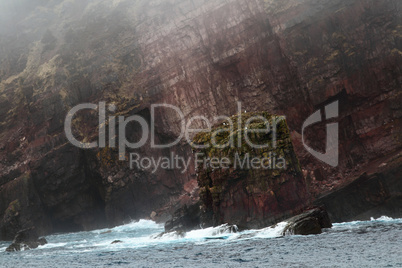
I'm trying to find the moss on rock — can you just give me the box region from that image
[192,111,309,228]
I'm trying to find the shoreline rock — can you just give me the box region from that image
[5,227,48,252]
[282,207,332,236]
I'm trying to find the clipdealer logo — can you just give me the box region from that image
[64,101,339,172]
[302,101,339,167]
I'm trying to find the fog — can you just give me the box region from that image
[0,0,49,23]
[0,0,55,35]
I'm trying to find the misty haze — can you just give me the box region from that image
[0,0,401,267]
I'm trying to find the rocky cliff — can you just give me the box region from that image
[0,0,401,239]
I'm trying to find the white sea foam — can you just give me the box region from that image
[254,221,288,238]
[334,216,401,227]
[93,219,163,235]
[151,224,237,242]
[55,220,289,251]
[332,216,402,233]
[39,242,68,249]
[370,216,394,222]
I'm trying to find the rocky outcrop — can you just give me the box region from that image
[193,112,310,229]
[282,207,332,236]
[5,227,47,252]
[0,0,401,238]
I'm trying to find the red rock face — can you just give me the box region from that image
[201,169,311,229]
[0,0,401,238]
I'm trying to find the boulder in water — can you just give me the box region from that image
[6,227,47,252]
[282,207,332,236]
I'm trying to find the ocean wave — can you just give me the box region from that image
[370,216,396,222]
[39,242,68,249]
[93,219,163,235]
[151,224,238,242]
[253,221,288,238]
[333,216,402,227]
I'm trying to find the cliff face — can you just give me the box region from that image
[0,0,401,239]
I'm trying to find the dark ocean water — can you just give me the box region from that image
[1,216,401,267]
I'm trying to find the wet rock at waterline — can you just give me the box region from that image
[5,227,48,252]
[282,208,332,236]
